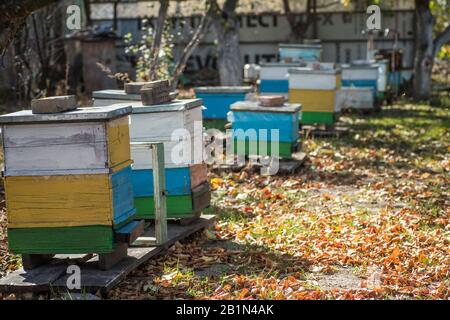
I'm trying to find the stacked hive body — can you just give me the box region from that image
[194,87,253,130]
[341,61,379,99]
[376,60,389,102]
[279,44,322,63]
[288,67,341,126]
[92,90,210,219]
[259,63,304,97]
[336,87,374,111]
[0,105,137,254]
[229,101,301,159]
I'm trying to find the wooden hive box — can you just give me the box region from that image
[92,90,210,220]
[0,105,138,254]
[229,101,301,159]
[336,87,374,111]
[259,63,304,97]
[193,86,253,130]
[288,67,341,126]
[279,43,323,63]
[341,61,379,98]
[376,59,389,100]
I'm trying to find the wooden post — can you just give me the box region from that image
[130,141,168,245]
[151,143,167,245]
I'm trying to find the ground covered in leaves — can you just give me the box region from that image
[108,101,449,300]
[0,101,448,300]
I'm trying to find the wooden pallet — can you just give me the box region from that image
[300,125,350,138]
[210,152,307,175]
[0,215,215,297]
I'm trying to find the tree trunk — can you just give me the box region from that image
[283,0,315,42]
[413,0,434,100]
[211,0,242,86]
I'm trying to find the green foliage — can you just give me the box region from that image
[124,20,175,81]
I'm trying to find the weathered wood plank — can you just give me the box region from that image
[21,254,54,271]
[114,220,145,244]
[3,122,109,174]
[0,265,67,294]
[5,174,113,228]
[192,182,211,213]
[129,107,202,142]
[98,243,129,271]
[189,163,208,190]
[52,215,215,294]
[132,215,214,248]
[0,218,215,295]
[152,143,168,245]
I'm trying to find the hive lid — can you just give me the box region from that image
[194,86,253,94]
[93,89,178,101]
[231,101,301,113]
[122,99,203,114]
[279,43,322,49]
[288,67,341,75]
[339,87,374,92]
[342,62,379,69]
[260,62,306,68]
[0,104,132,124]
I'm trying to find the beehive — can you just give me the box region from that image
[193,86,253,130]
[229,101,301,159]
[376,60,389,101]
[336,87,374,111]
[259,63,304,97]
[341,61,379,98]
[92,90,210,219]
[288,67,341,126]
[0,105,137,254]
[279,43,322,63]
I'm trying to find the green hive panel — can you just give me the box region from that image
[301,111,337,125]
[203,119,229,131]
[134,195,194,219]
[8,226,114,254]
[233,139,298,159]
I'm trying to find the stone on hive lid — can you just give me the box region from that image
[140,80,172,105]
[258,95,285,107]
[31,95,77,114]
[125,82,148,94]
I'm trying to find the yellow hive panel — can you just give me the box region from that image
[289,89,336,112]
[5,174,113,228]
[107,116,132,172]
[336,74,342,89]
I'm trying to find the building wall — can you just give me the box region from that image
[89,2,415,73]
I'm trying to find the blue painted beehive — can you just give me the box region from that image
[341,61,379,98]
[259,62,304,97]
[194,86,253,130]
[92,90,210,220]
[229,101,301,159]
[279,43,322,63]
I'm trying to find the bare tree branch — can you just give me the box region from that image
[148,0,170,81]
[282,0,316,41]
[171,4,214,90]
[0,0,58,60]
